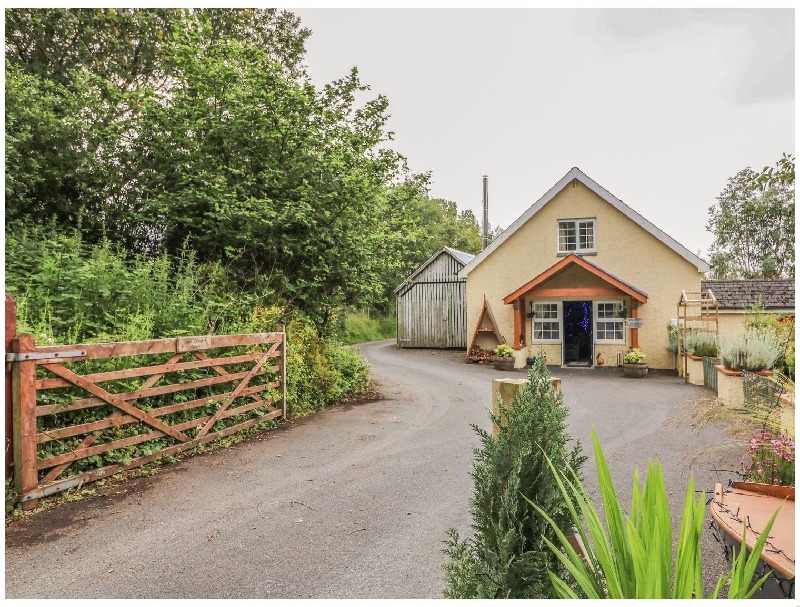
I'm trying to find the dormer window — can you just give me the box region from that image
[558,218,596,254]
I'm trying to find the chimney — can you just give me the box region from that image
[482,175,489,251]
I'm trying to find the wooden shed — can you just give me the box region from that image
[395,247,474,348]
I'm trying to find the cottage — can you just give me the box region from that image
[459,167,710,369]
[395,247,474,348]
[701,279,795,337]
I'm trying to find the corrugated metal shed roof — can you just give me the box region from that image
[393,247,475,294]
[701,280,795,310]
[443,247,475,266]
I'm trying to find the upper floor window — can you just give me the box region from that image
[558,218,596,254]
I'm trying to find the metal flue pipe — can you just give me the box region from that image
[482,175,489,251]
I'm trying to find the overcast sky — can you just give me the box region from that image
[288,7,794,260]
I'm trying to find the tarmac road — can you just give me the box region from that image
[5,339,735,599]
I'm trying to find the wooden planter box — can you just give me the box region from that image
[493,357,515,372]
[715,365,772,405]
[623,363,648,378]
[710,481,794,599]
[686,354,705,386]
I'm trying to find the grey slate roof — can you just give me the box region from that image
[701,280,795,310]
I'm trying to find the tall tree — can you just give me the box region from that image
[707,160,794,279]
[5,8,311,251]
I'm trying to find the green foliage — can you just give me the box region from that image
[5,8,311,251]
[6,8,485,325]
[743,301,795,378]
[5,220,253,342]
[5,226,372,482]
[442,354,585,598]
[707,162,794,279]
[493,344,513,358]
[530,429,776,599]
[667,323,679,354]
[374,175,486,312]
[341,310,396,344]
[683,331,719,357]
[623,348,646,364]
[720,330,783,372]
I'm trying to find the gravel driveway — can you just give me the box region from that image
[5,339,735,598]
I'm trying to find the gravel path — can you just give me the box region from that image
[5,340,735,598]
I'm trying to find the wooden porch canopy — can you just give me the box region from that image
[502,254,649,350]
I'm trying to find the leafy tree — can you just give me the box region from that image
[6,8,484,331]
[707,162,794,279]
[5,8,312,251]
[443,355,585,598]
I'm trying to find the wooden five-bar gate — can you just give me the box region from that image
[8,328,286,510]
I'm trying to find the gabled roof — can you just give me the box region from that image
[459,167,710,278]
[701,280,795,310]
[443,246,475,266]
[503,254,649,304]
[393,246,474,294]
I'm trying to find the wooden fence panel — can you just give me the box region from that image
[8,330,286,509]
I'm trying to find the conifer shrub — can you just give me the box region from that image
[442,354,585,598]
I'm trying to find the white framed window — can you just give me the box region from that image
[558,218,596,254]
[595,301,626,343]
[531,302,561,342]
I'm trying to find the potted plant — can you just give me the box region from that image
[683,331,718,386]
[716,331,782,405]
[493,344,515,371]
[622,348,648,378]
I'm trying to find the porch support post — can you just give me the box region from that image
[631,302,639,349]
[513,297,524,349]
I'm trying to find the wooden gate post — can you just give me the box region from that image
[5,295,16,481]
[11,333,39,510]
[491,376,562,437]
[280,325,287,419]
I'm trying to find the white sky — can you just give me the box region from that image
[288,7,794,260]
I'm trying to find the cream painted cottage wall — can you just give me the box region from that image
[463,171,707,370]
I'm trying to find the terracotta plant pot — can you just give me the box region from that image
[623,363,648,378]
[493,357,515,371]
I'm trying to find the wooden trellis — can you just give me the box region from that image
[677,290,719,380]
[9,331,286,509]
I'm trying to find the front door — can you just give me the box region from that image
[563,301,593,366]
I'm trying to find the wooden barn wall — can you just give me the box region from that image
[396,252,468,349]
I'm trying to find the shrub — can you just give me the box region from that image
[442,354,585,598]
[623,348,646,364]
[683,331,719,357]
[743,302,795,378]
[720,330,783,372]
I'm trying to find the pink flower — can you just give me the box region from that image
[757,469,763,475]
